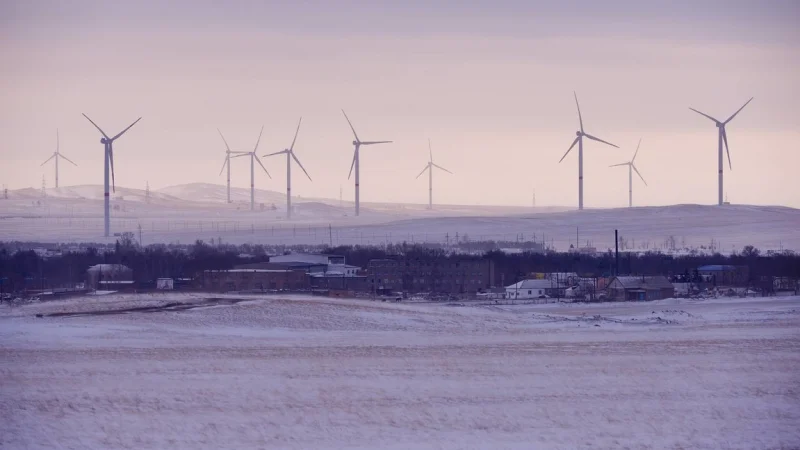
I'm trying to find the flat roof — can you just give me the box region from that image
[205,269,295,273]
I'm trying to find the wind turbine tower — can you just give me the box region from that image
[82,113,142,237]
[688,97,753,206]
[415,139,453,210]
[41,129,77,188]
[231,126,270,211]
[217,129,247,203]
[263,118,311,219]
[558,92,618,210]
[609,138,647,207]
[342,110,392,216]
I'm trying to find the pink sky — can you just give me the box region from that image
[2,1,798,207]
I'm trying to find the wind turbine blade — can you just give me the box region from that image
[632,137,642,162]
[82,114,109,139]
[231,153,249,159]
[109,148,116,193]
[574,91,584,133]
[218,157,228,176]
[217,128,232,152]
[608,162,629,168]
[347,151,357,180]
[632,164,647,186]
[59,153,78,167]
[254,154,271,178]
[289,117,302,151]
[360,140,392,145]
[290,152,312,181]
[559,136,580,163]
[724,97,754,124]
[252,126,264,153]
[41,154,56,166]
[433,163,453,174]
[583,133,619,148]
[341,109,360,142]
[110,117,142,141]
[415,165,430,179]
[428,138,433,163]
[689,108,719,123]
[262,150,287,158]
[722,127,732,170]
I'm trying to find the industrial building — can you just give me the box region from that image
[606,276,675,301]
[86,264,134,291]
[697,265,750,286]
[199,268,308,292]
[367,257,495,294]
[269,252,360,276]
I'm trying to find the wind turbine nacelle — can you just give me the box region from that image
[715,122,722,128]
[353,140,359,146]
[576,131,582,137]
[100,137,109,144]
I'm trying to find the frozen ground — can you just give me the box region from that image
[1,294,799,449]
[2,183,799,251]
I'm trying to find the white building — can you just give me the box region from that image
[505,279,555,300]
[269,252,360,277]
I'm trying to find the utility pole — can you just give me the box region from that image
[138,223,143,247]
[615,229,619,276]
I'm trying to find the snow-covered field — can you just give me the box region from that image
[1,294,798,449]
[2,183,800,251]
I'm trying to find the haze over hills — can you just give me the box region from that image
[0,183,798,251]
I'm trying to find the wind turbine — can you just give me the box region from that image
[41,129,77,188]
[263,118,311,220]
[216,129,247,204]
[231,126,270,211]
[82,113,142,237]
[689,97,754,206]
[342,109,392,216]
[415,139,452,210]
[558,92,618,210]
[609,138,647,208]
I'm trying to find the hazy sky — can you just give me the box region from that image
[2,0,799,208]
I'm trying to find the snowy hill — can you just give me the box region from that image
[1,184,799,251]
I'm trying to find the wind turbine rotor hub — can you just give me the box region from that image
[353,140,359,146]
[575,131,582,137]
[100,138,108,144]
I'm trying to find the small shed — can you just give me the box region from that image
[606,276,675,301]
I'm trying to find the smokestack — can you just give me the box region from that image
[615,229,619,276]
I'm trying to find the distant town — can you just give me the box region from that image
[2,232,798,303]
